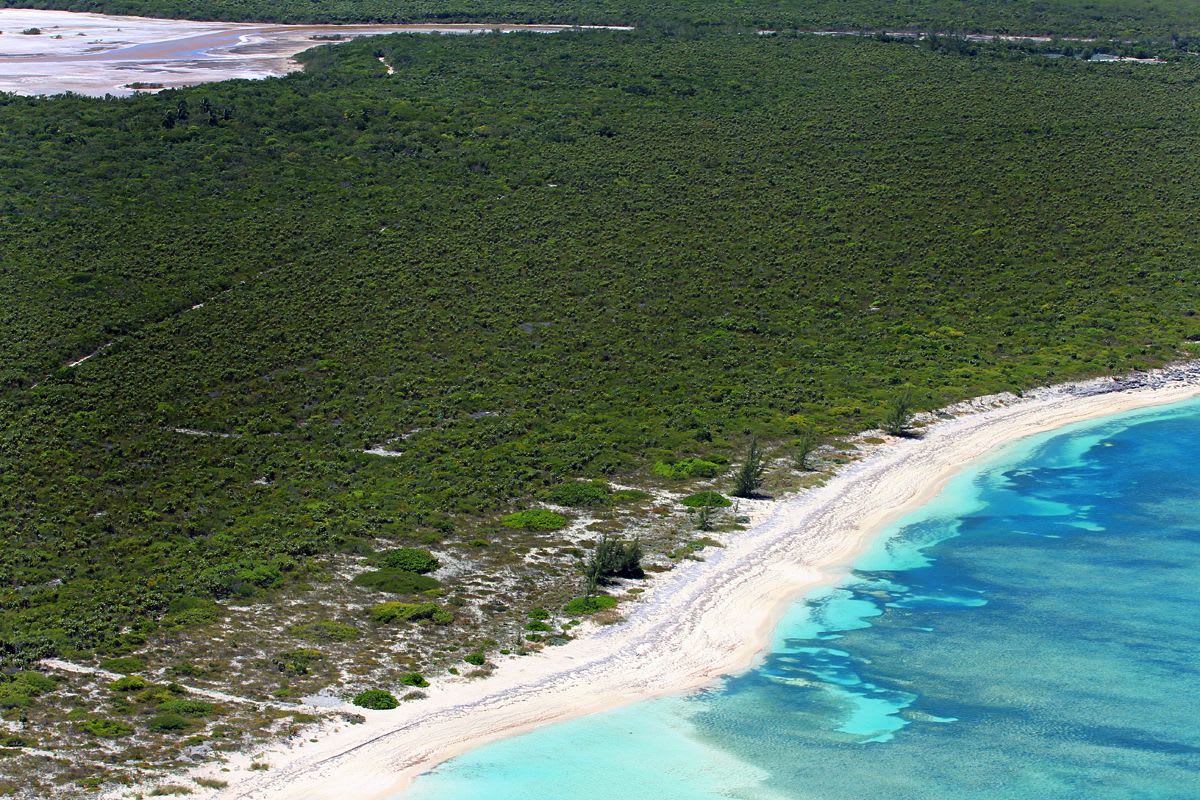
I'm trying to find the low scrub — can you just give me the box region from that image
[680,491,732,508]
[500,509,568,530]
[564,595,618,615]
[109,675,148,692]
[352,689,399,710]
[157,699,215,717]
[291,620,361,642]
[546,480,611,507]
[147,712,192,733]
[652,458,721,479]
[398,672,429,688]
[352,568,439,594]
[81,718,133,738]
[375,547,439,574]
[370,601,453,624]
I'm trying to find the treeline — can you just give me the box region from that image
[2,29,1200,663]
[2,0,1199,41]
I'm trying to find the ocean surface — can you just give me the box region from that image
[405,398,1200,800]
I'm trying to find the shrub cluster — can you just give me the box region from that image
[370,602,453,624]
[564,595,618,615]
[545,480,612,507]
[500,509,568,530]
[352,689,399,710]
[652,459,722,480]
[375,547,440,574]
[680,491,732,508]
[352,569,439,594]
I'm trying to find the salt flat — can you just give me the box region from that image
[0,9,616,96]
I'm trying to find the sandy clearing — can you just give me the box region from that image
[178,363,1200,800]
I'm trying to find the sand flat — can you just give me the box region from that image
[0,9,624,96]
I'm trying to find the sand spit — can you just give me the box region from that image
[0,9,633,96]
[169,364,1200,800]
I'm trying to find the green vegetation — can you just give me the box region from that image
[109,676,149,692]
[369,601,453,624]
[564,595,619,615]
[546,480,613,507]
[3,27,1199,668]
[584,535,644,594]
[2,17,1200,748]
[147,712,192,733]
[99,656,146,674]
[81,718,134,738]
[290,620,361,642]
[5,0,1199,41]
[374,547,439,574]
[351,569,439,594]
[652,459,723,480]
[680,491,732,508]
[156,699,216,716]
[732,438,766,498]
[883,390,915,437]
[793,429,819,471]
[500,509,569,530]
[397,672,429,688]
[463,651,486,666]
[351,689,399,709]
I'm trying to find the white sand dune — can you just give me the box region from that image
[196,365,1200,800]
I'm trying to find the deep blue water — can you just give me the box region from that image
[405,398,1200,800]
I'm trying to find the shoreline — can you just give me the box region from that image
[209,364,1200,800]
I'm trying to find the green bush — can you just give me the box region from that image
[273,648,325,676]
[0,685,31,709]
[100,657,145,674]
[11,671,56,695]
[681,491,732,508]
[525,620,552,631]
[652,459,722,480]
[352,569,439,594]
[376,547,440,574]
[147,712,192,733]
[157,699,215,717]
[611,489,652,504]
[110,675,149,692]
[351,689,399,710]
[546,480,611,507]
[564,595,618,615]
[291,620,361,642]
[463,652,486,666]
[162,597,221,627]
[500,509,568,531]
[398,672,429,688]
[82,718,134,738]
[370,602,453,625]
[528,608,550,619]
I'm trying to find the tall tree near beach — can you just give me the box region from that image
[884,391,914,437]
[733,438,766,498]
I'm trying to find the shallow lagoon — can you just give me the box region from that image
[406,397,1200,799]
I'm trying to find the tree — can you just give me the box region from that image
[794,429,818,471]
[733,437,765,498]
[692,505,713,531]
[883,391,914,436]
[584,534,644,594]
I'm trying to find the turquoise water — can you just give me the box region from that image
[405,398,1200,800]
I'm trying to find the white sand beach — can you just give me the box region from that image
[195,365,1200,800]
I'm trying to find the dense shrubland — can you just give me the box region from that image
[3,0,1199,41]
[3,28,1200,673]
